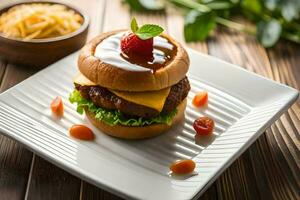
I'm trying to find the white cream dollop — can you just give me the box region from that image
[94,32,174,72]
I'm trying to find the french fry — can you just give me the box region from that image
[17,21,26,37]
[38,25,58,38]
[24,29,41,40]
[0,3,83,40]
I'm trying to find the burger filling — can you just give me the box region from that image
[69,76,190,127]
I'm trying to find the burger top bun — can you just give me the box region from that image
[78,30,189,92]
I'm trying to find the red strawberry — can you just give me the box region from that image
[121,32,153,56]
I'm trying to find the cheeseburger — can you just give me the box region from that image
[69,19,190,139]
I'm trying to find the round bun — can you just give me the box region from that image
[85,99,187,139]
[78,30,189,91]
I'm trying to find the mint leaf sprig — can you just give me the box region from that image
[130,18,164,40]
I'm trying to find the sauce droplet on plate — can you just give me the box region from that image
[69,125,95,141]
[50,96,64,117]
[193,91,208,107]
[170,159,196,174]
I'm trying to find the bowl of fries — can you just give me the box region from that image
[0,1,89,67]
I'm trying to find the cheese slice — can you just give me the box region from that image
[109,88,170,112]
[73,73,96,86]
[73,73,170,112]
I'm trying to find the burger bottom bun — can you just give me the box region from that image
[85,99,187,139]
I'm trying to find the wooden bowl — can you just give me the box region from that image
[0,1,89,68]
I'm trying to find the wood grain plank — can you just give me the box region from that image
[0,64,37,200]
[81,182,123,200]
[24,0,106,200]
[207,26,273,200]
[102,0,130,32]
[0,138,32,200]
[265,43,300,199]
[207,24,300,200]
[26,156,81,200]
[0,61,7,83]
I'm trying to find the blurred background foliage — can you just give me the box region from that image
[124,0,300,48]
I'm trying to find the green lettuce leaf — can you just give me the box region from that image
[69,90,177,127]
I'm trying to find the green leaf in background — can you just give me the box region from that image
[135,24,164,40]
[264,0,279,11]
[171,0,211,12]
[229,0,239,3]
[241,0,262,21]
[241,0,262,14]
[124,0,165,12]
[184,10,216,42]
[205,1,233,10]
[203,1,233,20]
[257,19,282,47]
[131,18,139,32]
[124,0,144,11]
[282,31,300,44]
[280,0,300,22]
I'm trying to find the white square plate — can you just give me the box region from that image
[0,49,298,200]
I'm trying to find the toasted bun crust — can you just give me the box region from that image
[78,30,189,91]
[85,99,187,139]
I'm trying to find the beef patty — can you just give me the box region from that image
[75,77,190,118]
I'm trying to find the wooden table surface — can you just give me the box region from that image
[0,0,299,199]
